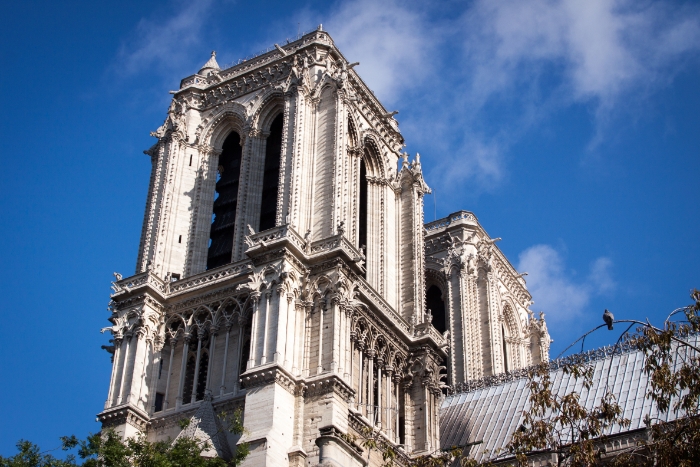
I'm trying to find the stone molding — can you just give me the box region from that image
[97,405,149,431]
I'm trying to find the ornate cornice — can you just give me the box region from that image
[97,405,149,431]
[239,364,299,396]
[305,374,354,400]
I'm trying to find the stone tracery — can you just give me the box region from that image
[100,27,548,467]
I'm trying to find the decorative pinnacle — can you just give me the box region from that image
[199,50,221,74]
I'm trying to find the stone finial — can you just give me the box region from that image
[198,50,221,76]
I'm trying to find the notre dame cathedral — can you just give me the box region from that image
[100,27,551,466]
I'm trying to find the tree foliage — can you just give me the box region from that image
[354,289,700,467]
[499,288,700,466]
[1,409,248,467]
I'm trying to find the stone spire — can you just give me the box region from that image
[172,394,232,459]
[198,51,221,76]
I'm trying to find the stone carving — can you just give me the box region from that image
[99,28,549,466]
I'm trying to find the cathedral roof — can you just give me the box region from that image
[440,338,695,463]
[173,394,233,459]
[198,51,221,76]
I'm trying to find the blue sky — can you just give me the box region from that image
[1,0,699,454]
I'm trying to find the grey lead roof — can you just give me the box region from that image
[440,338,696,462]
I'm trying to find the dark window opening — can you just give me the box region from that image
[178,235,182,243]
[373,367,379,424]
[502,325,509,373]
[259,114,283,232]
[196,349,209,401]
[207,132,243,270]
[189,154,193,166]
[398,385,406,445]
[359,158,368,277]
[239,326,252,377]
[158,359,163,379]
[154,392,164,412]
[426,285,447,333]
[183,345,197,404]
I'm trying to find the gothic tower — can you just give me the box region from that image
[424,212,550,387]
[99,26,549,467]
[101,27,444,466]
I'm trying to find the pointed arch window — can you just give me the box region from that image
[207,131,243,270]
[259,114,283,231]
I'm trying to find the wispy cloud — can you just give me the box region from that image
[325,0,438,104]
[115,0,215,77]
[517,244,615,325]
[460,0,700,109]
[322,0,700,191]
[112,0,700,190]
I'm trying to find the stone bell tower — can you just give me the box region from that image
[99,27,448,467]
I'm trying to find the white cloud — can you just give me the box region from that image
[429,136,504,192]
[460,0,700,108]
[115,0,215,76]
[588,257,616,293]
[111,0,700,191]
[518,244,615,324]
[325,0,438,104]
[321,0,700,191]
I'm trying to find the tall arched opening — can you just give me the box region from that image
[259,113,283,231]
[426,284,447,333]
[207,131,243,270]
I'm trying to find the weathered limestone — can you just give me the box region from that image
[98,26,549,467]
[424,211,551,383]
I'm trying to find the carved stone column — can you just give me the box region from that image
[116,333,132,405]
[127,325,150,410]
[147,336,164,414]
[275,284,288,364]
[205,326,217,391]
[163,337,177,409]
[248,292,261,369]
[190,329,204,404]
[176,335,191,409]
[106,336,123,408]
[385,367,394,438]
[219,324,231,396]
[367,350,375,422]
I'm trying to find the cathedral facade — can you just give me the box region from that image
[100,27,550,467]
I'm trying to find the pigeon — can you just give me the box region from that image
[603,309,614,330]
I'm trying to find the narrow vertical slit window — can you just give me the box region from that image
[238,325,252,377]
[502,325,509,372]
[207,131,242,270]
[259,114,283,232]
[182,339,197,404]
[359,157,368,276]
[196,348,209,401]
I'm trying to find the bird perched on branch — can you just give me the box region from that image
[603,309,614,330]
